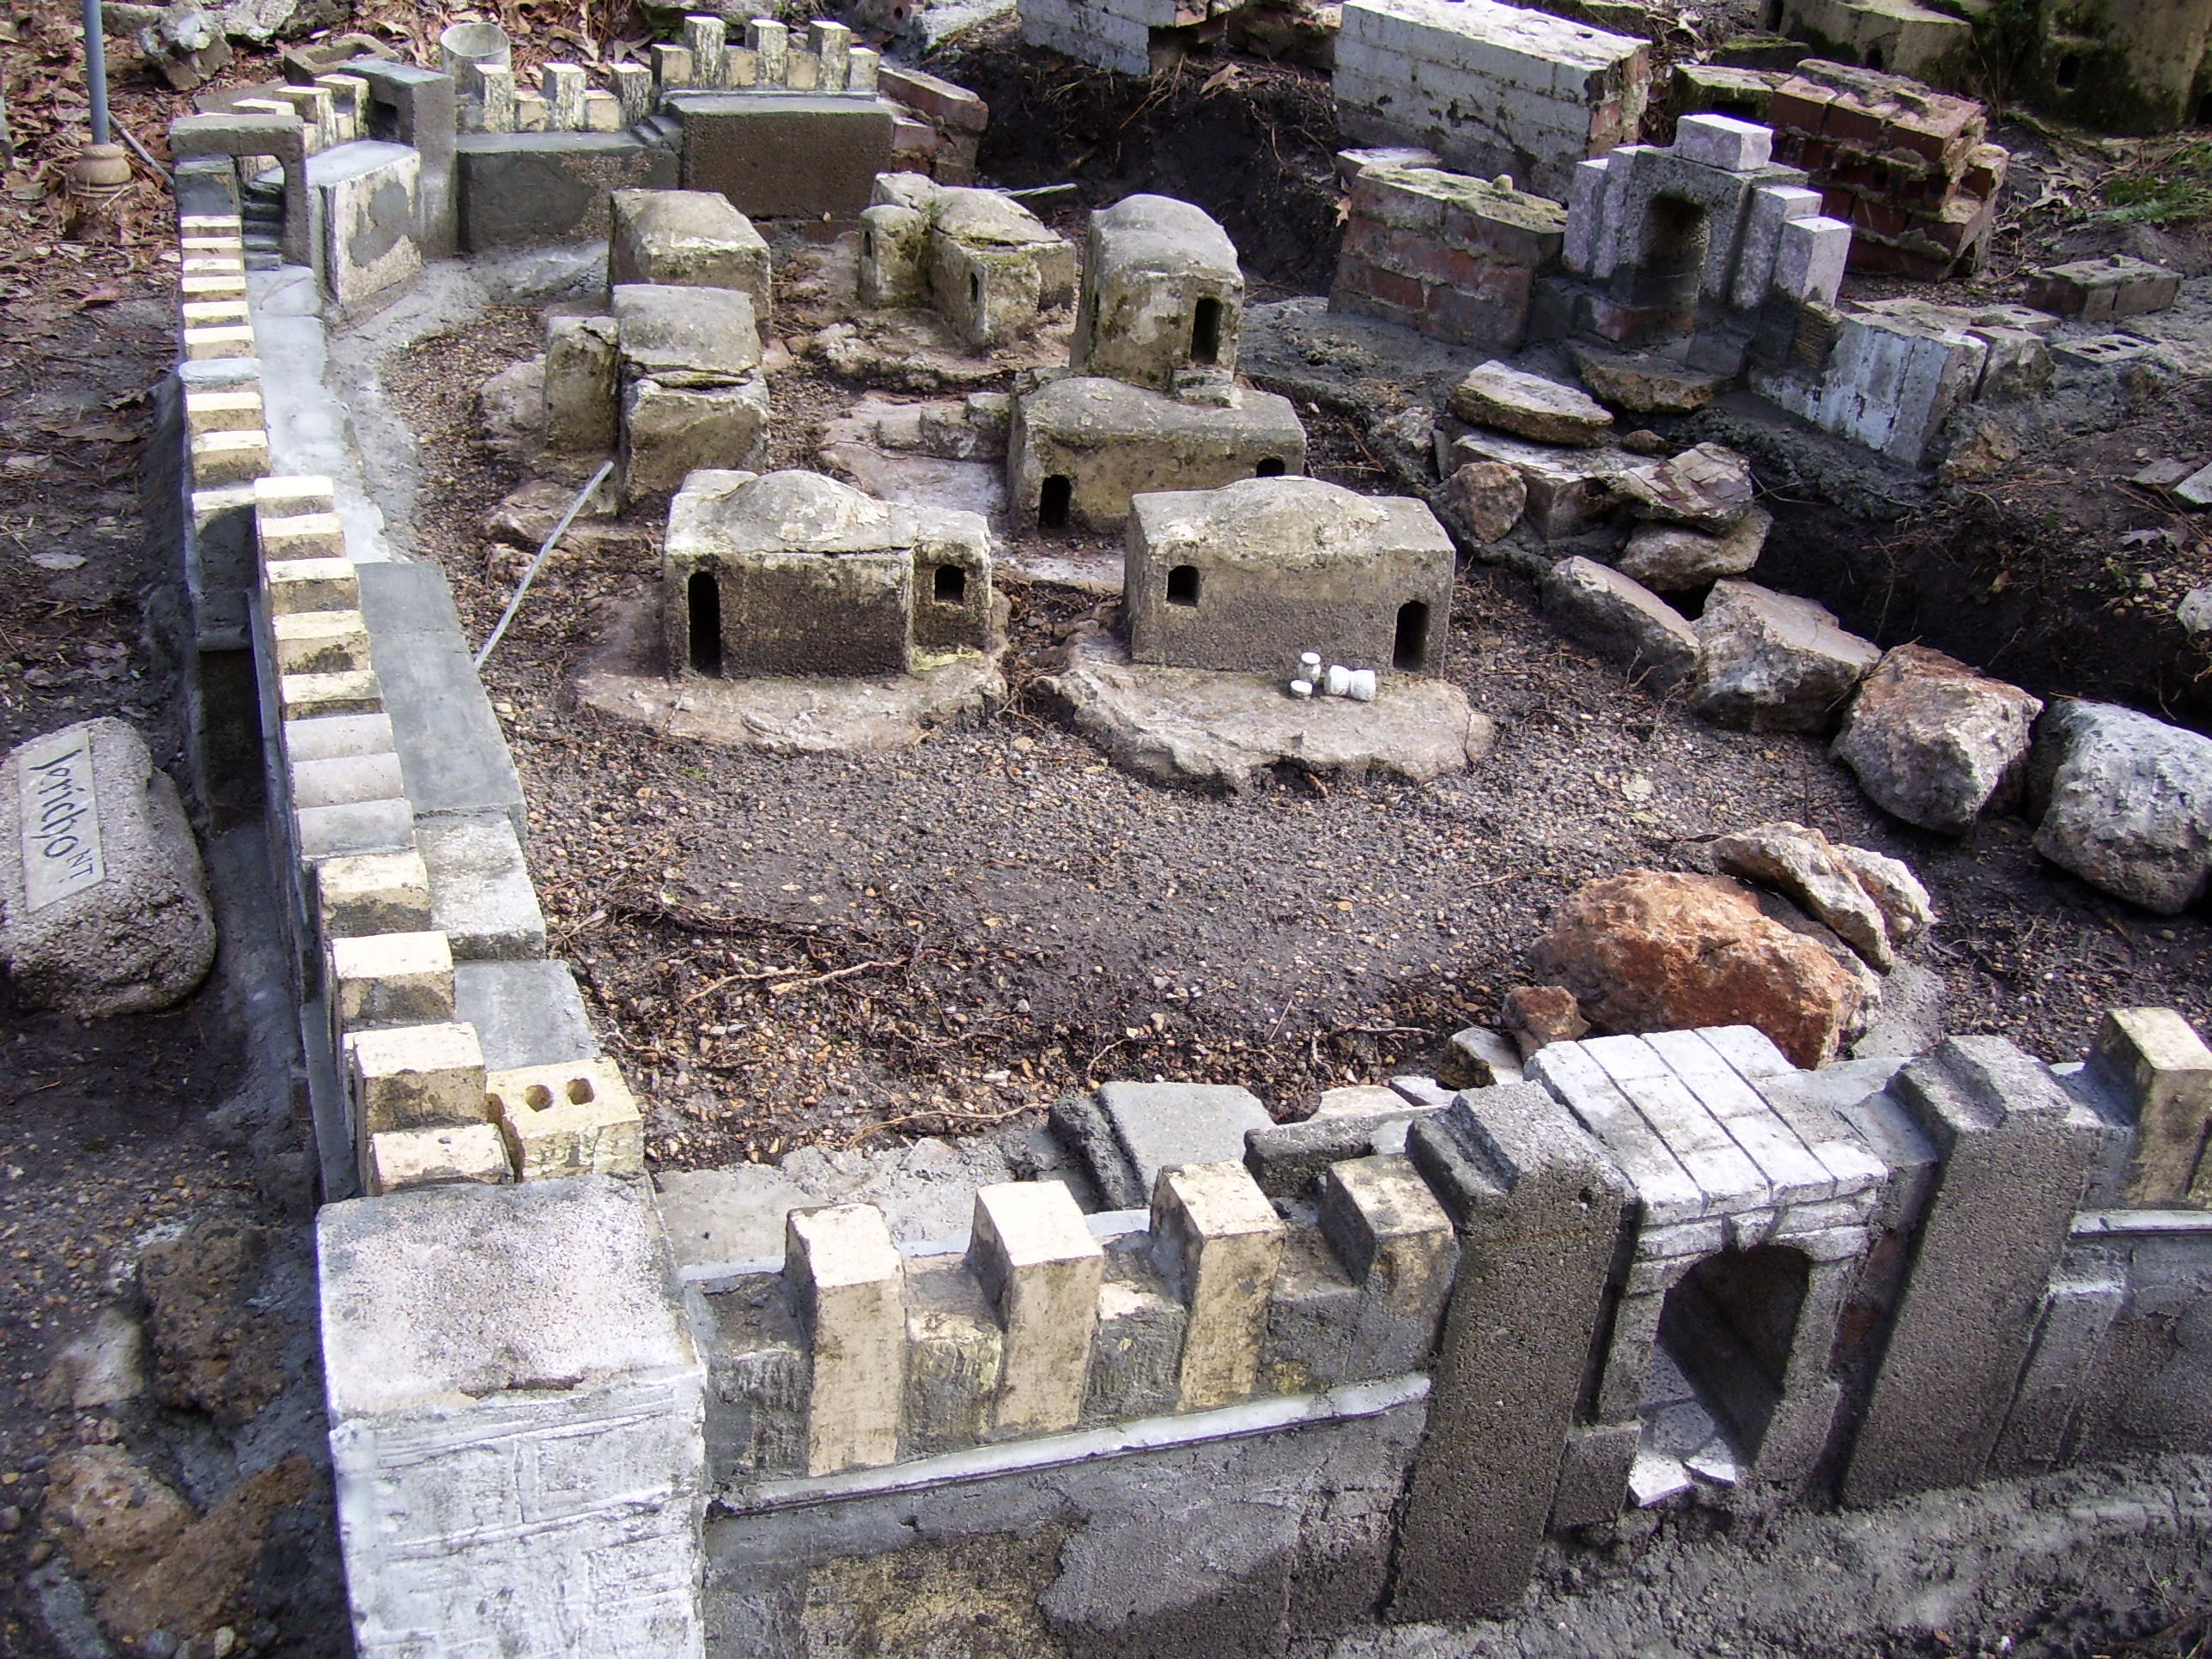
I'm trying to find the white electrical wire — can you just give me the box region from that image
[474,459,615,670]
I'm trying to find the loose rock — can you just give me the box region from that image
[1533,871,1865,1066]
[1570,346,1727,414]
[1449,361,1614,447]
[99,1455,321,1644]
[1540,556,1700,691]
[41,1447,195,1589]
[1691,581,1881,733]
[1712,821,1905,970]
[0,717,216,1018]
[1616,442,1755,532]
[1499,985,1588,1060]
[1616,505,1771,592]
[1443,460,1527,544]
[139,1219,290,1427]
[1832,843,1936,951]
[2030,699,2212,914]
[1832,645,2044,834]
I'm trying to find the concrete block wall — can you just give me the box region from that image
[698,1155,1456,1489]
[1018,0,1244,76]
[160,187,701,1655]
[1334,0,1650,202]
[1330,154,1568,351]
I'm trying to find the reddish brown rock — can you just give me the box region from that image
[1501,983,1589,1060]
[139,1218,289,1427]
[100,1455,320,1644]
[1532,870,1865,1066]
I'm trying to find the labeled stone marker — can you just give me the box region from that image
[1,719,215,1018]
[16,727,105,909]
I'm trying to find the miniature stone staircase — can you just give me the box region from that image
[240,177,284,270]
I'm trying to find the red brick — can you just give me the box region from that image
[1824,100,1885,147]
[1334,289,1420,332]
[1341,216,1390,263]
[1768,84,1832,134]
[1424,285,1526,350]
[1364,264,1424,311]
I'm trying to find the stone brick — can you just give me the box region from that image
[1150,1160,1285,1410]
[2088,1007,2212,1205]
[966,1181,1103,1437]
[349,1019,489,1136]
[330,930,457,1031]
[314,849,434,942]
[365,1122,512,1195]
[786,1202,904,1474]
[1317,1154,1458,1378]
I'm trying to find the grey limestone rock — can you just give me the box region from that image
[2030,698,2212,914]
[1615,504,1769,592]
[1832,645,2043,834]
[1,719,215,1018]
[1448,361,1613,447]
[1691,580,1880,733]
[1540,555,1699,690]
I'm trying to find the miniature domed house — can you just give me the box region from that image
[663,469,994,678]
[1125,476,1455,675]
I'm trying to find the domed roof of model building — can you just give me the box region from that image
[1091,193,1240,277]
[665,469,912,558]
[1133,477,1448,574]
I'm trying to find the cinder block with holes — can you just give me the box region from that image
[485,1058,646,1179]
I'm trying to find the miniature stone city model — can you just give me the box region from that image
[138,4,2212,1656]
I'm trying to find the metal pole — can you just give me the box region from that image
[82,0,110,144]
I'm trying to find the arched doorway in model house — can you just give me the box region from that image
[1639,1243,1812,1494]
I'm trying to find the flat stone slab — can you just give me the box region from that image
[817,442,1005,522]
[575,592,1006,754]
[1237,295,1485,418]
[1042,629,1495,792]
[1449,361,1614,447]
[1099,1081,1274,1195]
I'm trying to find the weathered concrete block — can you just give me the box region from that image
[419,815,548,962]
[1101,1079,1275,1196]
[544,313,618,455]
[347,1018,488,1136]
[1841,1036,2106,1505]
[858,201,930,307]
[1125,477,1455,678]
[786,1202,905,1474]
[622,375,771,501]
[1674,112,1772,172]
[1263,1221,1363,1393]
[264,558,360,617]
[901,1254,1001,1455]
[1073,194,1244,391]
[319,1176,704,1657]
[291,750,404,811]
[1083,1234,1188,1424]
[456,131,679,252]
[279,669,383,722]
[1318,1154,1458,1379]
[2087,1007,2212,1205]
[1150,1161,1286,1410]
[610,189,772,307]
[967,1181,1103,1437]
[317,141,421,311]
[1009,376,1308,533]
[486,1055,645,1179]
[1395,1085,1634,1620]
[671,92,895,219]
